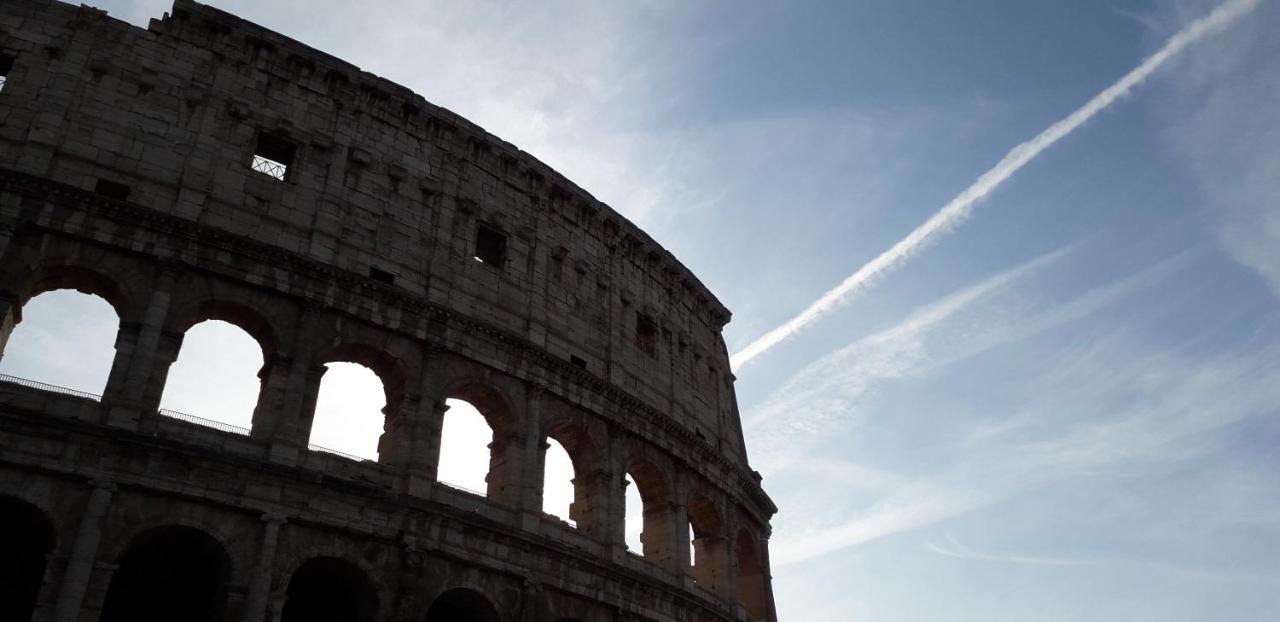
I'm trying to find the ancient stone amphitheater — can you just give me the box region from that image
[0,1,778,621]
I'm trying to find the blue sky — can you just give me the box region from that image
[3,0,1279,619]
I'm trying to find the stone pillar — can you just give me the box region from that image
[102,265,177,426]
[250,354,292,441]
[377,390,421,469]
[267,309,323,461]
[672,469,692,579]
[690,532,728,594]
[406,399,446,499]
[603,430,629,560]
[758,531,779,622]
[494,383,535,519]
[405,347,446,496]
[570,463,612,541]
[241,513,286,622]
[0,289,20,362]
[52,481,114,622]
[721,509,740,605]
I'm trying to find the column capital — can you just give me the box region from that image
[260,512,288,526]
[88,478,117,492]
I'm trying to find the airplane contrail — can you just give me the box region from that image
[730,0,1262,371]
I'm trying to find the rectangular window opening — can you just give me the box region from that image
[474,222,507,267]
[368,266,395,285]
[251,132,295,181]
[569,355,587,369]
[93,179,131,201]
[0,53,15,93]
[635,312,657,356]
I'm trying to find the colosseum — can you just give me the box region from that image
[0,1,778,621]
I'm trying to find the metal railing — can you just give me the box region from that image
[0,373,103,401]
[1,374,366,461]
[307,443,368,462]
[158,407,250,435]
[437,480,488,498]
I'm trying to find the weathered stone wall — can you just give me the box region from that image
[0,1,777,621]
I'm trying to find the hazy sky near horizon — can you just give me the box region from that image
[3,0,1279,619]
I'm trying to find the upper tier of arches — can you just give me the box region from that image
[0,222,776,618]
[0,0,746,463]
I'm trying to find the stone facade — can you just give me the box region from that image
[0,1,777,621]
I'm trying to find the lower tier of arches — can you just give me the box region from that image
[0,404,775,622]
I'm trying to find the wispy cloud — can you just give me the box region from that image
[745,245,1069,433]
[1154,0,1280,299]
[729,0,1262,370]
[768,319,1280,567]
[925,534,1280,585]
[925,534,1092,567]
[746,244,1195,462]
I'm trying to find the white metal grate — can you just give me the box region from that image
[250,154,287,180]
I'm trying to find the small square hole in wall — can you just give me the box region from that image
[0,53,15,93]
[474,222,507,267]
[93,179,131,201]
[635,312,657,356]
[569,355,587,369]
[368,266,395,285]
[251,132,295,181]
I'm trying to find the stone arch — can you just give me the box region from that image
[169,298,281,360]
[542,416,604,533]
[619,438,678,562]
[322,343,407,414]
[280,556,380,622]
[99,507,248,585]
[441,377,518,434]
[687,490,726,594]
[159,299,280,433]
[0,495,58,622]
[0,261,127,394]
[99,525,233,622]
[438,377,522,504]
[15,263,129,315]
[735,523,768,621]
[423,586,502,622]
[304,342,410,460]
[0,229,143,322]
[274,540,392,610]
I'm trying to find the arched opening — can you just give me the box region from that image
[688,494,723,592]
[99,525,231,622]
[424,587,500,622]
[628,459,673,564]
[0,496,56,622]
[542,437,575,526]
[438,398,493,495]
[281,557,379,622]
[159,320,264,433]
[623,472,643,552]
[0,290,118,396]
[737,527,768,620]
[309,362,386,460]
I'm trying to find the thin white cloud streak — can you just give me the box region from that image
[730,0,1261,370]
[925,534,1092,567]
[925,534,1280,584]
[746,244,1070,432]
